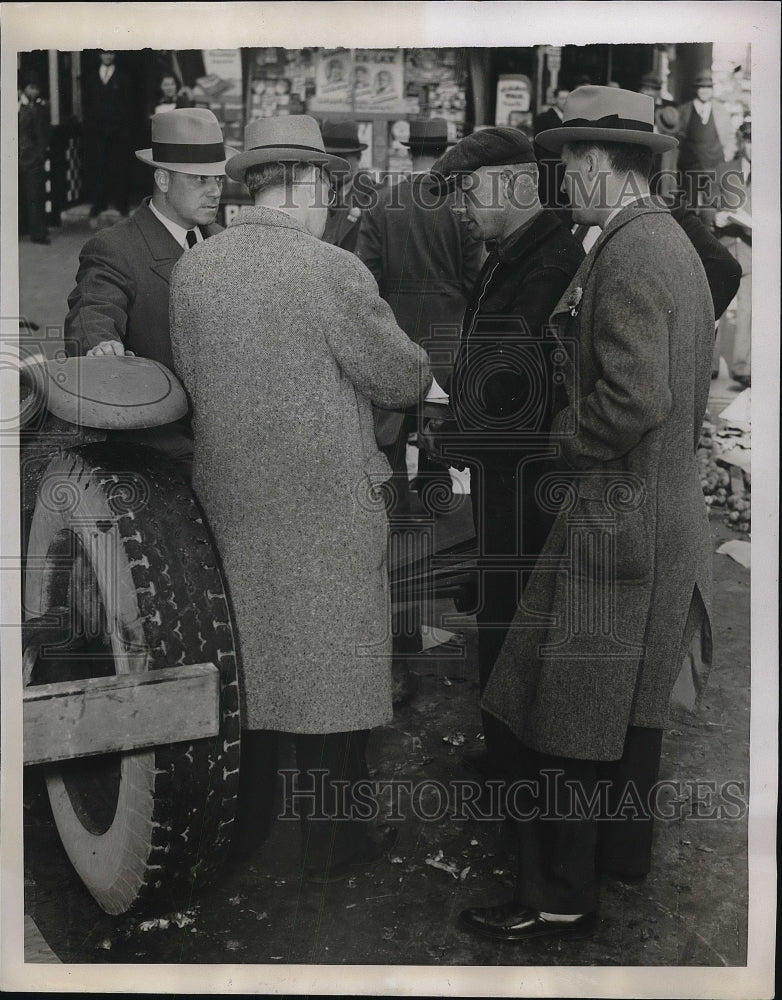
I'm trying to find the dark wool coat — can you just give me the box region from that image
[482,201,715,761]
[169,206,431,734]
[357,173,482,442]
[64,198,221,367]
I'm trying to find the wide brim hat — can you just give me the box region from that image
[226,115,348,182]
[401,117,454,148]
[536,85,678,153]
[135,107,237,175]
[321,119,368,154]
[694,71,714,87]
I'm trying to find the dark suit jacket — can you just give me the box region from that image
[83,66,133,137]
[65,198,221,367]
[356,174,482,374]
[532,107,571,223]
[18,98,49,169]
[322,170,380,253]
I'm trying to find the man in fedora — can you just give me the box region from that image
[320,119,379,252]
[357,118,482,513]
[461,86,715,942]
[676,69,733,218]
[532,86,572,224]
[421,126,584,781]
[637,72,679,200]
[169,115,431,882]
[65,107,232,462]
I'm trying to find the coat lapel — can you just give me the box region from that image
[133,199,184,285]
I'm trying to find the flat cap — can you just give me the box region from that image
[428,126,536,193]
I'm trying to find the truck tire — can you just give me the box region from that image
[24,443,242,915]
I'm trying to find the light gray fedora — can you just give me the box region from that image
[226,115,349,182]
[135,107,237,175]
[536,86,678,153]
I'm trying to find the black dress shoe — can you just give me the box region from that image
[460,748,505,779]
[306,826,398,885]
[458,901,597,942]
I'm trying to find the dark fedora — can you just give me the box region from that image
[640,72,663,91]
[535,85,678,153]
[320,120,367,154]
[694,70,714,87]
[402,118,451,149]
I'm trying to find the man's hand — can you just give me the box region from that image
[417,418,446,462]
[86,340,126,357]
[713,211,730,230]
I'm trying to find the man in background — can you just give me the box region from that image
[83,50,133,224]
[320,120,379,253]
[357,118,482,513]
[676,69,733,221]
[18,71,50,245]
[532,86,571,223]
[713,119,751,388]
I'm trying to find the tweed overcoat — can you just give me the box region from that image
[482,201,715,761]
[169,206,431,733]
[65,198,221,368]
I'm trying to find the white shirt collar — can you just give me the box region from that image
[149,199,203,249]
[741,157,751,182]
[552,106,564,120]
[99,64,115,84]
[18,92,30,107]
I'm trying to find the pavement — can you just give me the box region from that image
[16,219,752,970]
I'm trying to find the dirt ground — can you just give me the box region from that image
[18,223,751,968]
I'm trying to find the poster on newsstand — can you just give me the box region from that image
[309,48,353,111]
[354,49,406,113]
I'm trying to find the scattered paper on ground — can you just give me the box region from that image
[421,624,459,651]
[719,389,751,430]
[717,540,751,568]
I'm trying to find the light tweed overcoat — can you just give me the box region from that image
[482,201,715,761]
[170,206,431,733]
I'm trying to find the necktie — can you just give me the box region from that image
[185,229,198,249]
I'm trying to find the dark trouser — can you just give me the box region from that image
[89,133,129,216]
[19,163,48,241]
[294,729,373,871]
[470,463,554,769]
[105,422,194,480]
[232,728,373,868]
[510,726,664,914]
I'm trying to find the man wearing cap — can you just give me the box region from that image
[320,120,379,253]
[463,86,715,942]
[676,70,733,218]
[64,107,232,461]
[169,115,431,882]
[423,126,584,779]
[357,118,482,512]
[713,119,752,388]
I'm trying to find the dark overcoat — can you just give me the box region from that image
[64,198,221,367]
[357,173,481,442]
[482,201,715,761]
[169,206,431,734]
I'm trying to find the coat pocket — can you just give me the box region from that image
[572,471,652,582]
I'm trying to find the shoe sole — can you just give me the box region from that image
[458,914,597,942]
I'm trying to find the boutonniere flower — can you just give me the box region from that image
[566,286,583,317]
